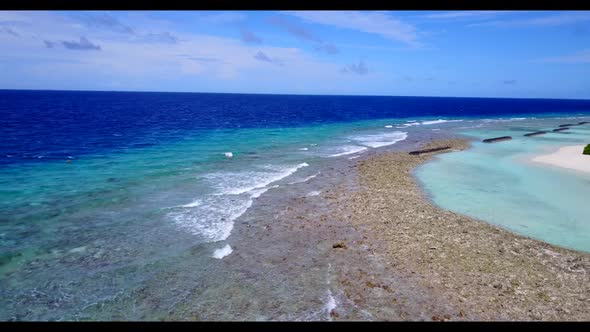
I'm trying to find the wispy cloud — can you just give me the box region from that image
[314,42,338,55]
[177,54,223,63]
[62,37,102,50]
[0,20,31,37]
[269,16,320,42]
[1,26,19,37]
[1,11,347,88]
[137,32,179,44]
[45,36,101,51]
[253,50,283,66]
[283,11,419,47]
[199,12,247,25]
[75,13,135,34]
[469,11,590,28]
[420,11,506,20]
[341,60,368,75]
[268,16,339,55]
[240,29,262,44]
[69,13,180,45]
[539,50,590,64]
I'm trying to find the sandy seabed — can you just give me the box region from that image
[531,145,590,174]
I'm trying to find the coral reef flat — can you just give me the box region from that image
[314,138,590,320]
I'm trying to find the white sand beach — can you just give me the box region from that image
[532,145,590,174]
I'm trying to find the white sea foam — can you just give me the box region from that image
[421,119,463,125]
[325,290,337,320]
[212,244,233,259]
[288,172,321,185]
[399,122,421,127]
[421,119,447,125]
[299,147,309,151]
[306,190,321,197]
[348,155,361,160]
[180,200,202,208]
[384,125,393,128]
[483,117,527,123]
[250,185,279,199]
[398,119,463,127]
[328,145,368,157]
[169,194,252,242]
[170,163,308,242]
[204,163,309,195]
[352,131,408,148]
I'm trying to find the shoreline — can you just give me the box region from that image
[335,138,589,320]
[211,136,589,321]
[531,144,590,174]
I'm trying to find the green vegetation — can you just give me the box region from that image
[584,144,590,155]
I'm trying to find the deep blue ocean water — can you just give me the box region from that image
[1,90,589,320]
[3,90,590,165]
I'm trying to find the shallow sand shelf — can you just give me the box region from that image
[531,145,590,174]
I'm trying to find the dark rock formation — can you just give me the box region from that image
[482,136,512,143]
[552,128,570,132]
[332,242,347,249]
[524,131,548,137]
[409,146,451,155]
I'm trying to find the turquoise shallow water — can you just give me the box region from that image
[0,115,427,320]
[415,118,590,252]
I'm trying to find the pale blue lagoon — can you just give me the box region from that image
[416,118,590,252]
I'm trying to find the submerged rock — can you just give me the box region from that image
[332,242,347,249]
[409,146,451,155]
[552,128,570,132]
[523,131,547,137]
[482,136,512,143]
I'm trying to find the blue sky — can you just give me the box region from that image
[1,10,590,98]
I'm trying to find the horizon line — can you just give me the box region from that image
[1,88,590,102]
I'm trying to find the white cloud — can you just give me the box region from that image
[0,11,346,89]
[282,11,419,47]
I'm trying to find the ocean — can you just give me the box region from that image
[1,90,589,320]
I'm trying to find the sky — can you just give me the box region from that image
[1,10,590,99]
